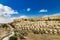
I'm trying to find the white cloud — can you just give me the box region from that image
[0,4,28,23]
[0,17,12,23]
[39,9,47,12]
[0,4,18,23]
[11,15,28,19]
[19,15,28,18]
[10,15,28,22]
[43,13,60,17]
[27,8,31,12]
[0,4,18,17]
[51,13,60,16]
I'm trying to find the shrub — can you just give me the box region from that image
[32,29,40,34]
[19,35,25,39]
[9,36,17,40]
[20,30,28,36]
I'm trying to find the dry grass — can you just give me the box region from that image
[25,33,60,40]
[0,16,60,40]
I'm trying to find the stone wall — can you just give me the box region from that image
[13,20,60,34]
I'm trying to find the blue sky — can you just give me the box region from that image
[0,0,60,17]
[0,0,60,23]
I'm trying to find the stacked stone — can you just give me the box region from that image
[14,20,60,35]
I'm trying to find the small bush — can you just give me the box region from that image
[19,35,25,39]
[9,36,17,40]
[32,29,39,34]
[20,30,28,36]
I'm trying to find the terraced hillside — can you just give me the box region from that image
[13,21,60,34]
[0,16,60,40]
[13,16,60,34]
[12,16,60,40]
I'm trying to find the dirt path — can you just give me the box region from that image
[2,28,14,40]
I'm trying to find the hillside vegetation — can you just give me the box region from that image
[0,15,60,40]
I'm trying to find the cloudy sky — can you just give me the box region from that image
[0,0,60,23]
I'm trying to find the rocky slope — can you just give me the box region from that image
[0,15,60,40]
